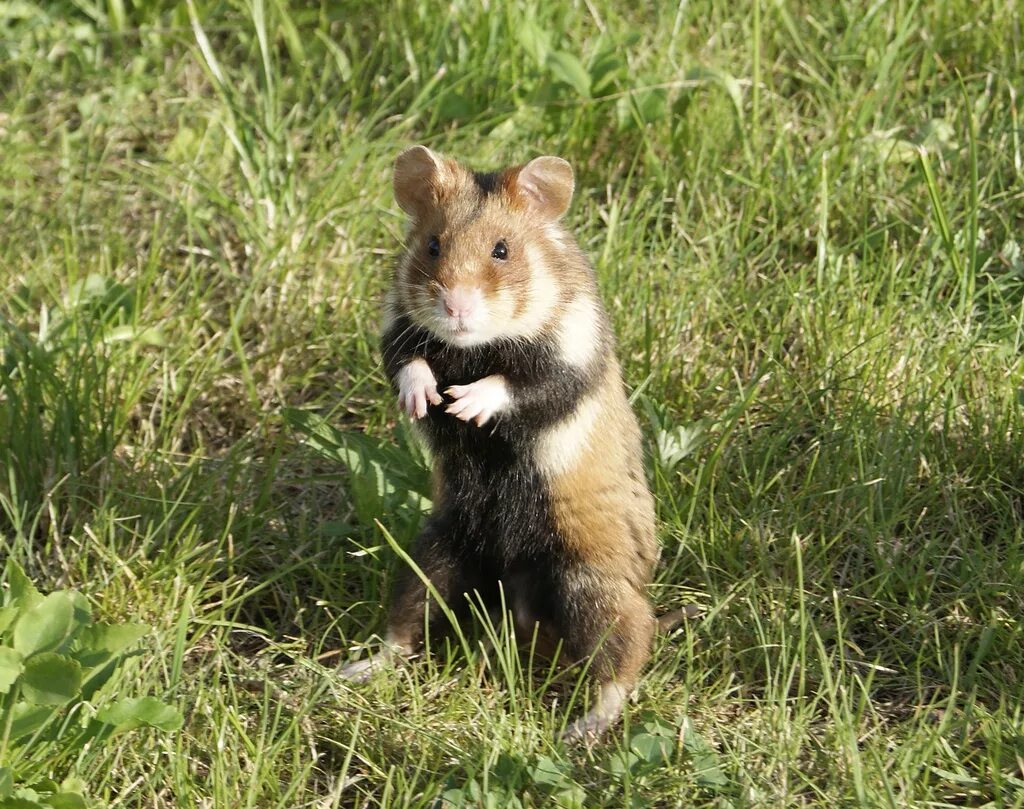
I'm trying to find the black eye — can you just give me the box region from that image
[427,236,440,257]
[491,239,508,260]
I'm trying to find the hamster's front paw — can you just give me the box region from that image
[397,358,442,419]
[445,375,511,426]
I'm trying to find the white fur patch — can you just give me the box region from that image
[544,222,574,251]
[340,632,412,682]
[397,358,442,419]
[556,295,601,367]
[534,392,602,478]
[503,242,560,339]
[434,285,495,347]
[445,375,512,426]
[562,681,630,741]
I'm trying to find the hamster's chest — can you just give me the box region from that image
[422,342,506,389]
[419,395,523,457]
[412,334,557,456]
[417,347,523,455]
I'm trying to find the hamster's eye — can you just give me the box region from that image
[491,239,508,261]
[427,236,441,258]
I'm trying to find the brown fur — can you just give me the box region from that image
[537,360,658,691]
[348,147,665,740]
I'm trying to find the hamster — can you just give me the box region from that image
[342,145,660,741]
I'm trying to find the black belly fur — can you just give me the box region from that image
[382,316,601,597]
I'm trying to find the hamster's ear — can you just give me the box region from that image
[393,145,449,217]
[512,156,574,220]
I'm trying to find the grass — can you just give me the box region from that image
[1,0,1023,805]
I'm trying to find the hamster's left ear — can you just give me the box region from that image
[511,156,574,220]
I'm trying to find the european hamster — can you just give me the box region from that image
[342,146,660,740]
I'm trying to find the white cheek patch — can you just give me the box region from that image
[544,222,574,252]
[556,295,601,368]
[491,287,518,331]
[503,242,560,339]
[534,392,602,478]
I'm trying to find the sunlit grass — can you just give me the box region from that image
[1,0,1023,805]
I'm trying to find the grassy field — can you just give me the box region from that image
[2,0,1023,805]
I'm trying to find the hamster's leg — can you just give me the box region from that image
[553,566,655,741]
[341,524,462,681]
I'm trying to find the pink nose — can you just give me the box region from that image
[443,288,477,319]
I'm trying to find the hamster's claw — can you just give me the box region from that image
[560,681,628,744]
[401,388,441,419]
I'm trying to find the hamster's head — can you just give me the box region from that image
[390,145,582,348]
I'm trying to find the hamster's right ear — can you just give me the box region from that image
[393,145,449,217]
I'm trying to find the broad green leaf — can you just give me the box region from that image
[13,592,75,657]
[685,65,743,122]
[283,410,431,505]
[641,715,678,737]
[57,780,85,798]
[96,696,183,732]
[546,51,591,98]
[440,788,466,808]
[491,752,521,783]
[0,646,24,693]
[680,719,713,755]
[859,129,918,164]
[68,592,91,630]
[78,622,148,656]
[4,560,40,607]
[635,87,668,123]
[75,624,149,691]
[552,785,586,809]
[0,606,18,636]
[630,732,674,764]
[42,793,88,809]
[517,16,550,66]
[63,274,129,313]
[21,653,82,705]
[1,796,46,808]
[0,767,12,799]
[608,749,641,776]
[681,719,728,789]
[693,754,728,788]
[916,118,956,150]
[587,47,624,96]
[530,755,569,787]
[9,701,54,741]
[616,86,669,131]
